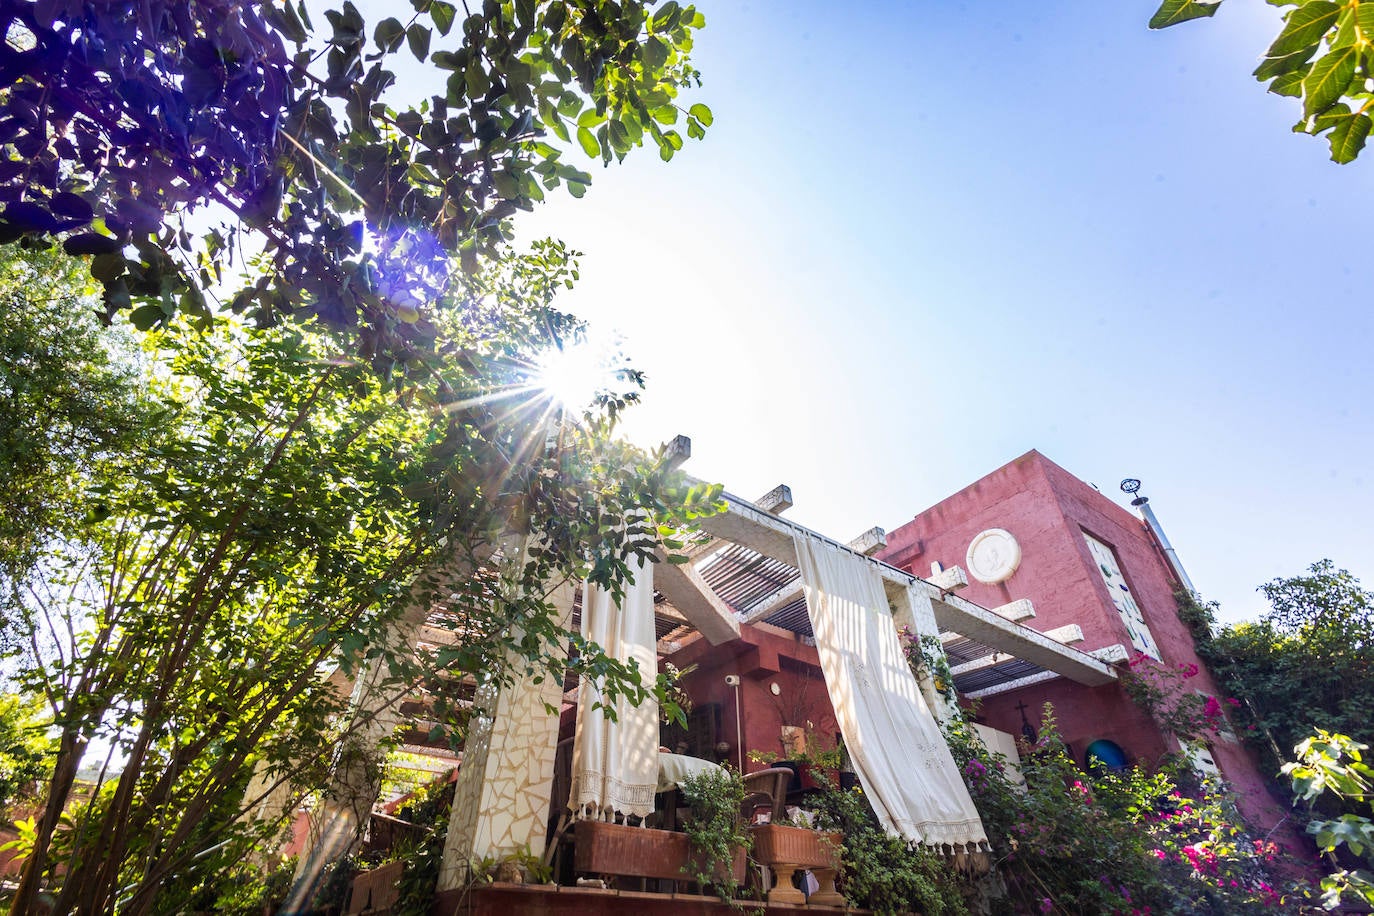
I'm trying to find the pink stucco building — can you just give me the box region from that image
[875,449,1294,847]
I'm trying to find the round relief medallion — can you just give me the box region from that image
[966,528,1021,584]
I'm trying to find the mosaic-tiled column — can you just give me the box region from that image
[437,581,575,890]
[892,584,959,723]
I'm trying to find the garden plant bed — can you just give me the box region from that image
[574,820,746,886]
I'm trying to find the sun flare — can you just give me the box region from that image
[533,338,623,410]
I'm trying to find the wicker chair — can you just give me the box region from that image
[740,767,792,823]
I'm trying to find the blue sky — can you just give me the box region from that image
[505,1,1374,624]
[375,1,1372,623]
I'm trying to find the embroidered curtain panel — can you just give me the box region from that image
[794,532,988,851]
[569,556,659,820]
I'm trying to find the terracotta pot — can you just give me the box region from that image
[749,824,844,906]
[796,762,839,790]
[574,820,746,885]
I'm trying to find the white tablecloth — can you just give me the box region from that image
[656,752,722,793]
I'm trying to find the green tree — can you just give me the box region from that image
[1192,561,1374,778]
[0,246,150,616]
[2,242,720,916]
[1150,0,1374,162]
[0,693,54,816]
[0,0,711,352]
[0,3,720,911]
[1283,730,1374,909]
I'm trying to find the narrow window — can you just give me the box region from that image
[1083,532,1160,659]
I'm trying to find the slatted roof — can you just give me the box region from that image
[680,517,1063,694]
[940,634,1048,694]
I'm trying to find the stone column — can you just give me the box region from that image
[891,584,959,724]
[437,581,575,889]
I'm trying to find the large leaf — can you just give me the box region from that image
[1303,44,1358,116]
[1326,110,1371,163]
[1266,1,1340,58]
[1255,44,1319,81]
[1149,0,1221,29]
[577,126,600,157]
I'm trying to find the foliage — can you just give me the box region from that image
[192,856,297,916]
[1120,651,1240,744]
[1282,730,1374,909]
[0,693,53,815]
[1149,0,1374,162]
[3,244,723,915]
[0,245,149,618]
[0,0,711,355]
[808,773,969,916]
[658,661,696,726]
[901,626,960,711]
[943,707,1294,915]
[679,766,751,902]
[1184,563,1374,781]
[387,779,453,916]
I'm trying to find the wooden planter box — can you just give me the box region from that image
[346,859,404,914]
[749,824,844,906]
[574,820,746,885]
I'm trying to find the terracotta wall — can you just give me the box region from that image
[665,625,839,773]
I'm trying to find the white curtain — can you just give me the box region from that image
[569,555,659,821]
[794,532,988,851]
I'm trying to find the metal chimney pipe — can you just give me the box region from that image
[1120,479,1198,597]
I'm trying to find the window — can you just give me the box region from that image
[1083,532,1160,659]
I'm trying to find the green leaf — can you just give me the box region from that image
[608,118,631,153]
[431,0,457,35]
[1327,111,1371,162]
[1149,0,1221,29]
[374,17,406,52]
[1270,70,1306,97]
[1255,45,1319,81]
[576,109,606,128]
[1303,44,1358,116]
[465,59,491,98]
[651,105,678,125]
[652,1,681,31]
[1359,3,1374,36]
[129,305,164,330]
[406,24,431,61]
[644,36,669,69]
[688,103,713,127]
[1266,1,1340,58]
[576,126,599,157]
[91,253,124,283]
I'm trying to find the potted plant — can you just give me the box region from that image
[574,819,690,883]
[679,768,750,901]
[750,818,844,906]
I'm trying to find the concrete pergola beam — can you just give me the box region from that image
[992,598,1035,622]
[655,551,742,644]
[847,526,888,556]
[929,592,1115,687]
[755,484,794,515]
[697,491,1118,688]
